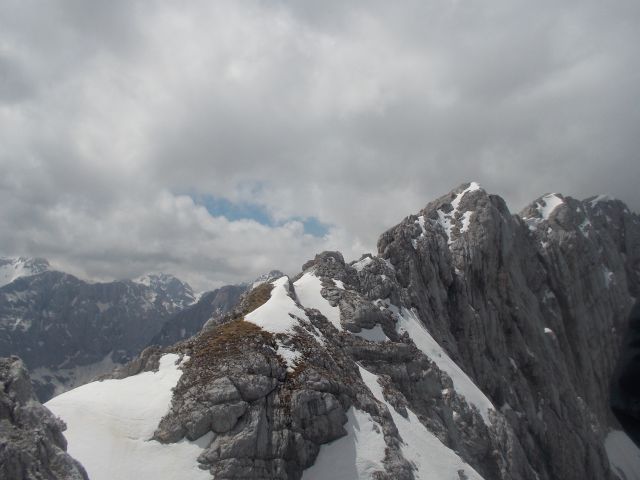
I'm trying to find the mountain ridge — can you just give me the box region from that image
[7,182,640,479]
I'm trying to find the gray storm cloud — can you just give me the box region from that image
[1,0,639,290]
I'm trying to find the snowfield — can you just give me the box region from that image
[294,272,342,331]
[245,276,308,334]
[383,302,495,424]
[537,194,564,220]
[45,354,212,480]
[302,407,387,479]
[359,365,485,480]
[605,430,640,480]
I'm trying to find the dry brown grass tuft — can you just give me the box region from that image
[242,282,274,314]
[190,319,275,365]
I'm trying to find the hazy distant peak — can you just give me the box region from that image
[0,256,50,288]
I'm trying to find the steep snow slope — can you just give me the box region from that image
[245,276,308,334]
[381,301,495,423]
[46,354,211,480]
[302,407,387,480]
[359,365,484,480]
[605,431,640,480]
[294,272,342,331]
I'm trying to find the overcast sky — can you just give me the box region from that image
[1,0,639,290]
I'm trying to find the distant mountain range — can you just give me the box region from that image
[0,257,270,401]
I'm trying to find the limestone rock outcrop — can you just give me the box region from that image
[0,356,88,480]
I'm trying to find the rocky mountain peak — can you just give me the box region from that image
[133,272,197,309]
[248,270,287,289]
[0,256,50,288]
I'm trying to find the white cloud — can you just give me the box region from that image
[1,0,639,289]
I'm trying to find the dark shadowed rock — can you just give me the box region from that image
[150,284,246,347]
[0,356,88,480]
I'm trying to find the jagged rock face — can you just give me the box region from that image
[0,270,195,401]
[246,270,286,289]
[151,284,246,347]
[0,356,88,480]
[134,273,197,310]
[375,184,639,479]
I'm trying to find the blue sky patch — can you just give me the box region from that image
[192,194,330,237]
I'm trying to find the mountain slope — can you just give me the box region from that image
[44,184,640,479]
[150,284,246,347]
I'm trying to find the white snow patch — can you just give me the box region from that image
[413,215,427,248]
[605,430,640,480]
[352,257,373,272]
[436,210,455,243]
[276,342,301,372]
[358,366,485,480]
[302,407,386,480]
[524,218,539,232]
[544,328,554,335]
[460,211,474,233]
[134,274,152,287]
[436,182,481,246]
[245,276,308,334]
[45,354,212,480]
[353,325,388,342]
[452,182,481,210]
[603,267,615,288]
[537,194,564,220]
[294,272,342,331]
[333,279,345,290]
[382,302,494,424]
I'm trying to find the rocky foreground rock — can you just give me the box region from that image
[0,356,88,480]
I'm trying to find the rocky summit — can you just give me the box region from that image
[12,183,640,479]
